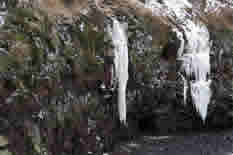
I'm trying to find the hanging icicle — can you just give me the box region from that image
[0,17,3,26]
[0,1,6,26]
[190,80,211,122]
[179,73,188,105]
[111,19,129,124]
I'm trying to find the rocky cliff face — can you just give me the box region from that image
[0,1,233,155]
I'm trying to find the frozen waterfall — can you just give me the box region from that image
[167,0,212,122]
[112,19,129,124]
[146,0,212,122]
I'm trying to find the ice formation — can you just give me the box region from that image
[146,0,212,122]
[112,19,129,124]
[168,0,212,122]
[0,16,3,26]
[0,2,6,26]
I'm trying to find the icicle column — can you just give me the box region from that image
[112,19,129,124]
[0,15,3,25]
[0,2,6,26]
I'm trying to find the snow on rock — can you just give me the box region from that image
[205,0,233,12]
